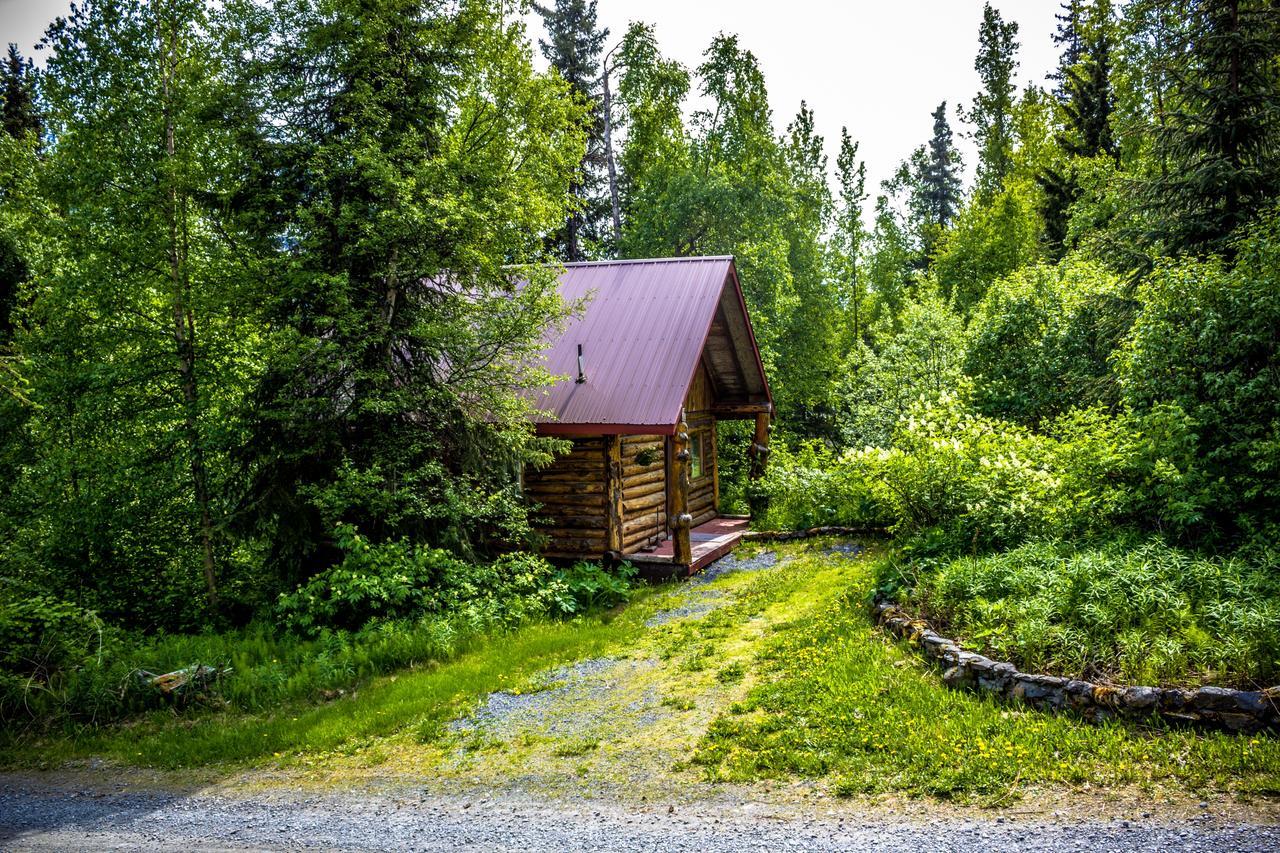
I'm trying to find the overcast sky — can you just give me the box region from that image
[2,0,1061,208]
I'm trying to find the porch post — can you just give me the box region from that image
[670,409,693,567]
[605,434,624,559]
[748,410,771,521]
[748,410,771,480]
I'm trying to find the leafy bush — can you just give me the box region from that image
[553,561,637,613]
[0,590,135,727]
[896,539,1280,687]
[753,441,886,531]
[275,525,591,636]
[1118,214,1280,541]
[964,258,1128,424]
[834,291,967,449]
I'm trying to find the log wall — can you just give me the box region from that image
[525,436,607,559]
[620,434,667,552]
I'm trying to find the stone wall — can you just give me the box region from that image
[875,602,1279,735]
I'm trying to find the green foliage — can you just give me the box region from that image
[964,258,1128,423]
[968,3,1021,200]
[931,177,1044,312]
[552,560,637,613]
[694,549,1280,798]
[752,441,884,531]
[275,526,636,635]
[1118,213,1280,539]
[835,291,967,448]
[909,538,1280,686]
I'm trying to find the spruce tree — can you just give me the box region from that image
[535,0,608,261]
[1147,0,1280,258]
[968,3,1020,200]
[921,102,963,231]
[1039,1,1119,257]
[1,44,41,140]
[0,45,41,346]
[1049,1,1085,101]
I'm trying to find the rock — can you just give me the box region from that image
[1122,686,1161,711]
[1190,686,1239,713]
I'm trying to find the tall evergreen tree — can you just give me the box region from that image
[1049,1,1085,100]
[1040,0,1119,256]
[0,44,41,346]
[921,102,963,232]
[1,44,41,140]
[535,0,608,261]
[1146,0,1280,258]
[228,0,585,586]
[968,3,1020,200]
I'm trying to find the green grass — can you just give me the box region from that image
[5,540,1278,802]
[692,551,1280,798]
[4,612,647,771]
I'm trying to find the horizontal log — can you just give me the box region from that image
[532,513,606,529]
[526,470,604,486]
[622,435,664,449]
[622,468,665,489]
[623,492,666,514]
[691,508,717,528]
[622,461,663,477]
[622,512,665,532]
[540,535,606,552]
[623,531,665,551]
[711,402,772,417]
[524,481,605,496]
[527,493,605,508]
[623,479,665,501]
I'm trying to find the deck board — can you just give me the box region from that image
[626,516,750,577]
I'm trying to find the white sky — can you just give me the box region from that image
[3,0,1062,212]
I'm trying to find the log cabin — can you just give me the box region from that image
[524,256,772,576]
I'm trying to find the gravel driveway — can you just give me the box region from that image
[1,783,1276,852]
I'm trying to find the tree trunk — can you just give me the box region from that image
[162,15,218,608]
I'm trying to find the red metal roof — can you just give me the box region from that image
[527,256,769,435]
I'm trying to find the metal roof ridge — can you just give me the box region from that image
[559,256,734,267]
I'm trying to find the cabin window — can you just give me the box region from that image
[690,430,707,480]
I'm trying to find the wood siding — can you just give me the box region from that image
[525,436,607,559]
[620,434,667,552]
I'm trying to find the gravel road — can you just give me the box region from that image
[1,783,1276,852]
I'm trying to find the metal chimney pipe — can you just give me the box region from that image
[576,343,586,384]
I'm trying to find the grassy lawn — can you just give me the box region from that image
[5,540,1278,801]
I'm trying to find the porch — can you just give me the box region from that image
[624,516,751,579]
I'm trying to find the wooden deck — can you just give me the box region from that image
[624,516,750,578]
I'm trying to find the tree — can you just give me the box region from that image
[1040,0,1119,256]
[968,3,1020,200]
[614,22,688,228]
[1144,0,1280,259]
[0,45,41,348]
[1049,1,1085,101]
[921,102,964,234]
[833,127,869,345]
[227,0,585,588]
[536,0,609,260]
[7,0,258,626]
[1,45,40,140]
